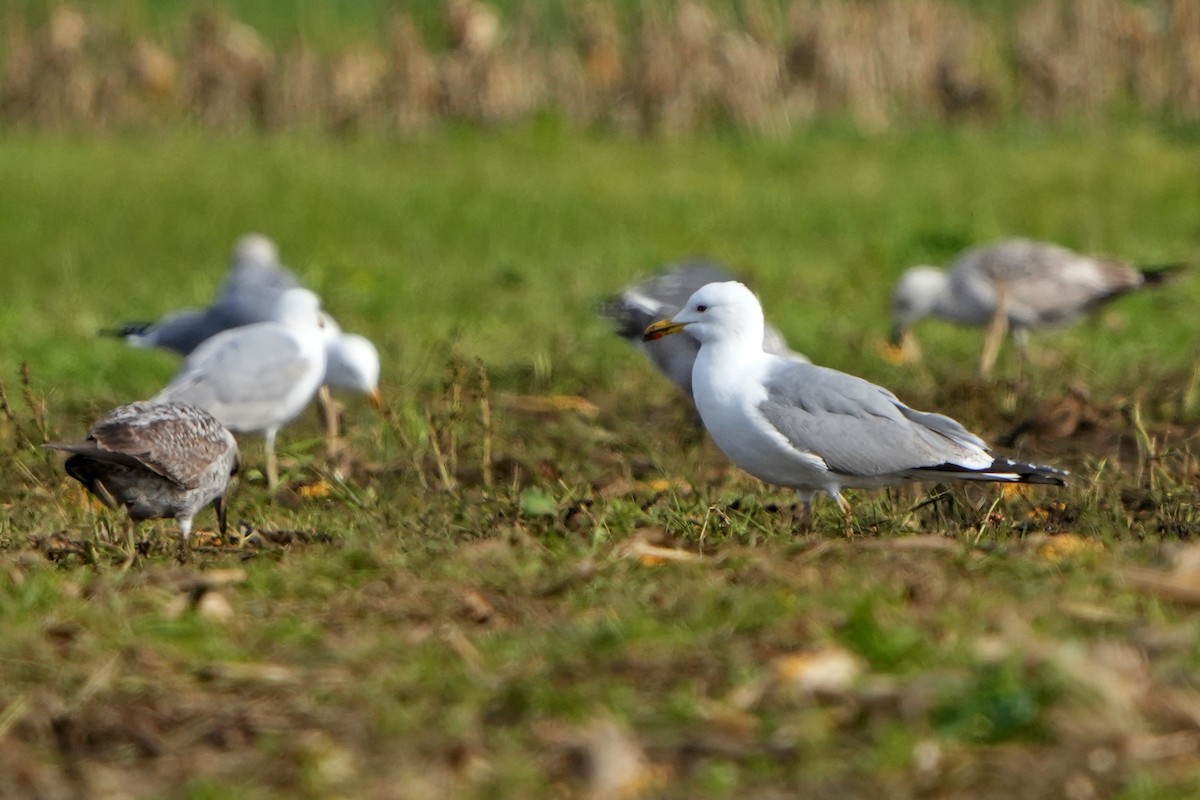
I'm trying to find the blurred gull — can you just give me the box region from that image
[108,233,382,438]
[152,287,328,489]
[644,281,1067,524]
[44,401,240,560]
[602,260,806,400]
[113,234,299,354]
[890,238,1184,376]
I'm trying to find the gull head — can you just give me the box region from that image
[889,266,946,345]
[232,233,280,268]
[272,287,323,328]
[326,333,383,408]
[643,281,765,347]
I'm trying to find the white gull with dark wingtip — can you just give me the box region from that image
[107,233,382,414]
[644,281,1067,519]
[151,287,329,489]
[44,401,239,556]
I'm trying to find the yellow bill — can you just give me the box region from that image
[643,319,688,341]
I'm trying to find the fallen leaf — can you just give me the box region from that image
[461,590,495,624]
[541,718,668,800]
[298,479,334,499]
[196,662,299,685]
[501,394,599,415]
[774,647,863,695]
[619,539,706,566]
[1036,533,1104,562]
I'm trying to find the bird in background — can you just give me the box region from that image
[44,402,239,563]
[644,281,1067,528]
[889,238,1185,377]
[112,234,296,354]
[105,232,382,447]
[152,287,329,489]
[601,260,807,401]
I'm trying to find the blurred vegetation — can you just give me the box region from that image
[2,0,1199,135]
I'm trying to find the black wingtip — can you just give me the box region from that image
[98,322,153,339]
[1139,263,1188,286]
[914,456,1069,487]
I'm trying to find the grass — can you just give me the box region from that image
[3,123,1200,797]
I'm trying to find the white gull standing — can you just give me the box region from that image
[151,287,328,489]
[645,281,1067,524]
[890,238,1183,376]
[108,233,382,440]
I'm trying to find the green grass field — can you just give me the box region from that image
[4,124,1200,798]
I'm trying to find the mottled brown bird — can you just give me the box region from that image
[44,402,240,558]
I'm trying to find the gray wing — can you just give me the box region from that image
[952,239,1141,325]
[129,309,219,354]
[757,360,990,478]
[153,327,316,431]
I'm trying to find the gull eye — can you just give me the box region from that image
[696,304,708,312]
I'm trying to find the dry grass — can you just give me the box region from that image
[4,0,1200,135]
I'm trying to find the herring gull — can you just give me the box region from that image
[644,281,1067,524]
[151,287,328,489]
[890,238,1183,376]
[108,233,382,413]
[44,401,239,559]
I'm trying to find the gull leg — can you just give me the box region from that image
[979,287,1010,379]
[176,517,193,564]
[829,489,854,537]
[795,491,814,532]
[1013,327,1032,380]
[318,385,344,458]
[264,428,279,490]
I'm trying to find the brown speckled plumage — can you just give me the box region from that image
[45,402,240,544]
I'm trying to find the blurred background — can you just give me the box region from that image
[4,0,1199,135]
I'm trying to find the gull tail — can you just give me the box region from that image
[1138,263,1188,287]
[910,456,1068,487]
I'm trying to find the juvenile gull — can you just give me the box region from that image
[44,402,239,558]
[644,281,1067,522]
[602,260,806,400]
[152,287,328,489]
[890,238,1184,376]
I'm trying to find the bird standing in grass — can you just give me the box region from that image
[644,281,1067,527]
[889,238,1184,377]
[108,233,382,447]
[44,402,239,562]
[152,287,329,489]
